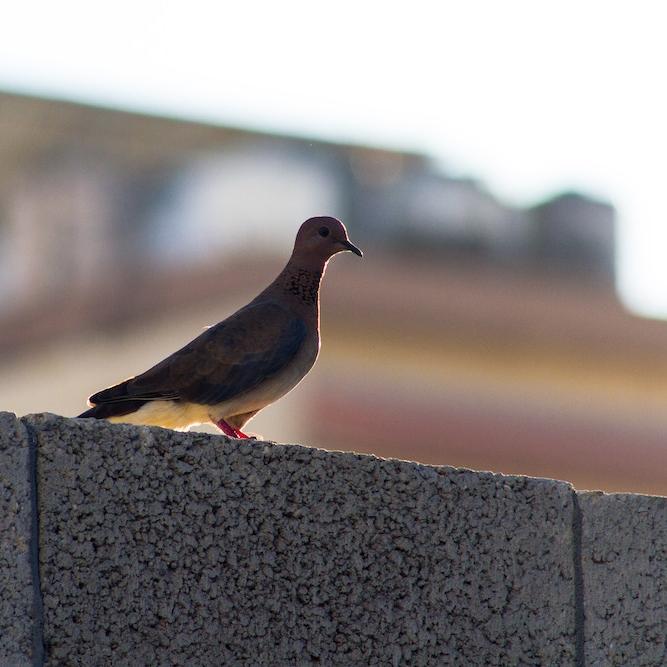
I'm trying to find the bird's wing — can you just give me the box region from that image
[89,301,307,406]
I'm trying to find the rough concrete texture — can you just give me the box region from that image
[0,412,33,667]
[24,413,576,666]
[580,491,667,667]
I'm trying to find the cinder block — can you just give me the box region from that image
[26,413,577,666]
[579,491,667,667]
[0,412,34,667]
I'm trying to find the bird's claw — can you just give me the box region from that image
[215,419,255,439]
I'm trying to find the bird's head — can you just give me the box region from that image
[292,216,363,263]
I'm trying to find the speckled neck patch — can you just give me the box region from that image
[282,268,323,305]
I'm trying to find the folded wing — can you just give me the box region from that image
[88,301,307,407]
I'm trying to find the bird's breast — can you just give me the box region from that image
[209,333,320,421]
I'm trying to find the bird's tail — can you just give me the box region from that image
[78,400,148,420]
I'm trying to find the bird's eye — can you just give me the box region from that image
[318,226,330,237]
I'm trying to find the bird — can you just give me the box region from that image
[78,216,363,438]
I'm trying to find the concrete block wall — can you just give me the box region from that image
[0,413,36,666]
[1,412,665,666]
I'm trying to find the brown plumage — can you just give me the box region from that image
[78,216,362,438]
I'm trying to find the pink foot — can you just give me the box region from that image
[214,418,250,439]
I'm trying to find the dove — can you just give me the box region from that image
[78,216,362,438]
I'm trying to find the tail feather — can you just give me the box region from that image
[89,379,178,405]
[89,378,134,405]
[78,400,148,420]
[80,375,180,420]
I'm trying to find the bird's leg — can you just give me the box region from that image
[235,428,251,438]
[214,418,248,439]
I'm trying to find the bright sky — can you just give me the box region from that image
[1,1,665,316]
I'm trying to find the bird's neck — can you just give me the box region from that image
[277,259,326,306]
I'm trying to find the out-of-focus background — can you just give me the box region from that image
[1,2,667,494]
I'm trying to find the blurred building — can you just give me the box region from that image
[529,191,616,279]
[3,90,664,497]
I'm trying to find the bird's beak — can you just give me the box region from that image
[340,239,363,257]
